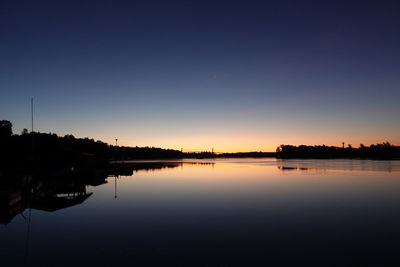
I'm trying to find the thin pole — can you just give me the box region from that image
[31,97,34,132]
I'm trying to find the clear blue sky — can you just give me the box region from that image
[1,0,399,151]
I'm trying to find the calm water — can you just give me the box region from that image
[2,159,400,266]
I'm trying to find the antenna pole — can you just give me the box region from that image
[31,97,34,132]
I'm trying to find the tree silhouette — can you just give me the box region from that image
[0,120,12,138]
[277,143,400,159]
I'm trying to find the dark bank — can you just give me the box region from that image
[1,120,399,177]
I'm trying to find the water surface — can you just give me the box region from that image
[1,159,400,266]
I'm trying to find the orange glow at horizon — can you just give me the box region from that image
[49,118,400,153]
[108,133,400,153]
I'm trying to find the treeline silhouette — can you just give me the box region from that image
[0,120,184,171]
[2,119,399,171]
[218,152,275,158]
[276,143,400,159]
[1,120,277,171]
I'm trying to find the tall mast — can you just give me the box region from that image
[31,97,34,132]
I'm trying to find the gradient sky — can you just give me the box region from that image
[1,0,399,152]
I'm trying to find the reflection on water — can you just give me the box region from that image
[277,166,309,171]
[1,159,400,266]
[275,159,400,172]
[0,162,198,224]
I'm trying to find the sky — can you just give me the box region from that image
[1,0,399,152]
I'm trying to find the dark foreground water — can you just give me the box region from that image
[1,159,400,266]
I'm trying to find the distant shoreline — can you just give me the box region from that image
[276,144,400,160]
[1,120,399,173]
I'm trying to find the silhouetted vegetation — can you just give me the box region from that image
[0,132,186,171]
[2,119,399,175]
[0,120,277,173]
[184,151,216,159]
[0,120,185,172]
[276,143,400,159]
[0,120,12,138]
[218,152,276,158]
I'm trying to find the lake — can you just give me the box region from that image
[1,158,400,266]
